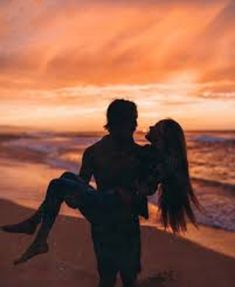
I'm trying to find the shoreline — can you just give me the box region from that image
[146,204,235,259]
[0,150,234,260]
[5,198,235,259]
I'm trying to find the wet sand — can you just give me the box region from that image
[0,153,235,286]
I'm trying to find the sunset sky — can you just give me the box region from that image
[0,0,234,131]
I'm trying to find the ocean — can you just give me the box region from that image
[0,130,234,232]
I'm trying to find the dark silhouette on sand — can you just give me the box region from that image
[1,99,200,287]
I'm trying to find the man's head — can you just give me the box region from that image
[104,99,138,139]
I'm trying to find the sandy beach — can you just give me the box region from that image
[0,155,235,287]
[1,199,235,287]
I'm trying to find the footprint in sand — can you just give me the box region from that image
[138,270,177,286]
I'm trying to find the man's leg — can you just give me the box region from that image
[98,272,117,287]
[91,226,118,287]
[120,218,141,287]
[120,272,137,287]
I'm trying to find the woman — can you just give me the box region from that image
[1,119,200,265]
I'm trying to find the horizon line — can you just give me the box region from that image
[0,125,234,134]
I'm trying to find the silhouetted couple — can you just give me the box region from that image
[1,99,200,287]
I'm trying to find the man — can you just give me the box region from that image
[79,99,146,287]
[1,99,148,285]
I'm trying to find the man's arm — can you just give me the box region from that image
[79,148,94,184]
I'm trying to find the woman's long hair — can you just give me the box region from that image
[155,119,200,233]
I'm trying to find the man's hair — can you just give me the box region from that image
[104,99,138,132]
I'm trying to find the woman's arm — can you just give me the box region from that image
[136,163,164,196]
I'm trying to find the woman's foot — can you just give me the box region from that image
[1,220,38,235]
[14,241,49,265]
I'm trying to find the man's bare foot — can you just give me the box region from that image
[1,221,38,235]
[14,241,49,265]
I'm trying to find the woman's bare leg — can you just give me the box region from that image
[1,209,42,235]
[3,171,125,265]
[1,172,77,235]
[13,173,81,265]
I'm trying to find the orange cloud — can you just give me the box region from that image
[0,0,233,87]
[0,0,234,130]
